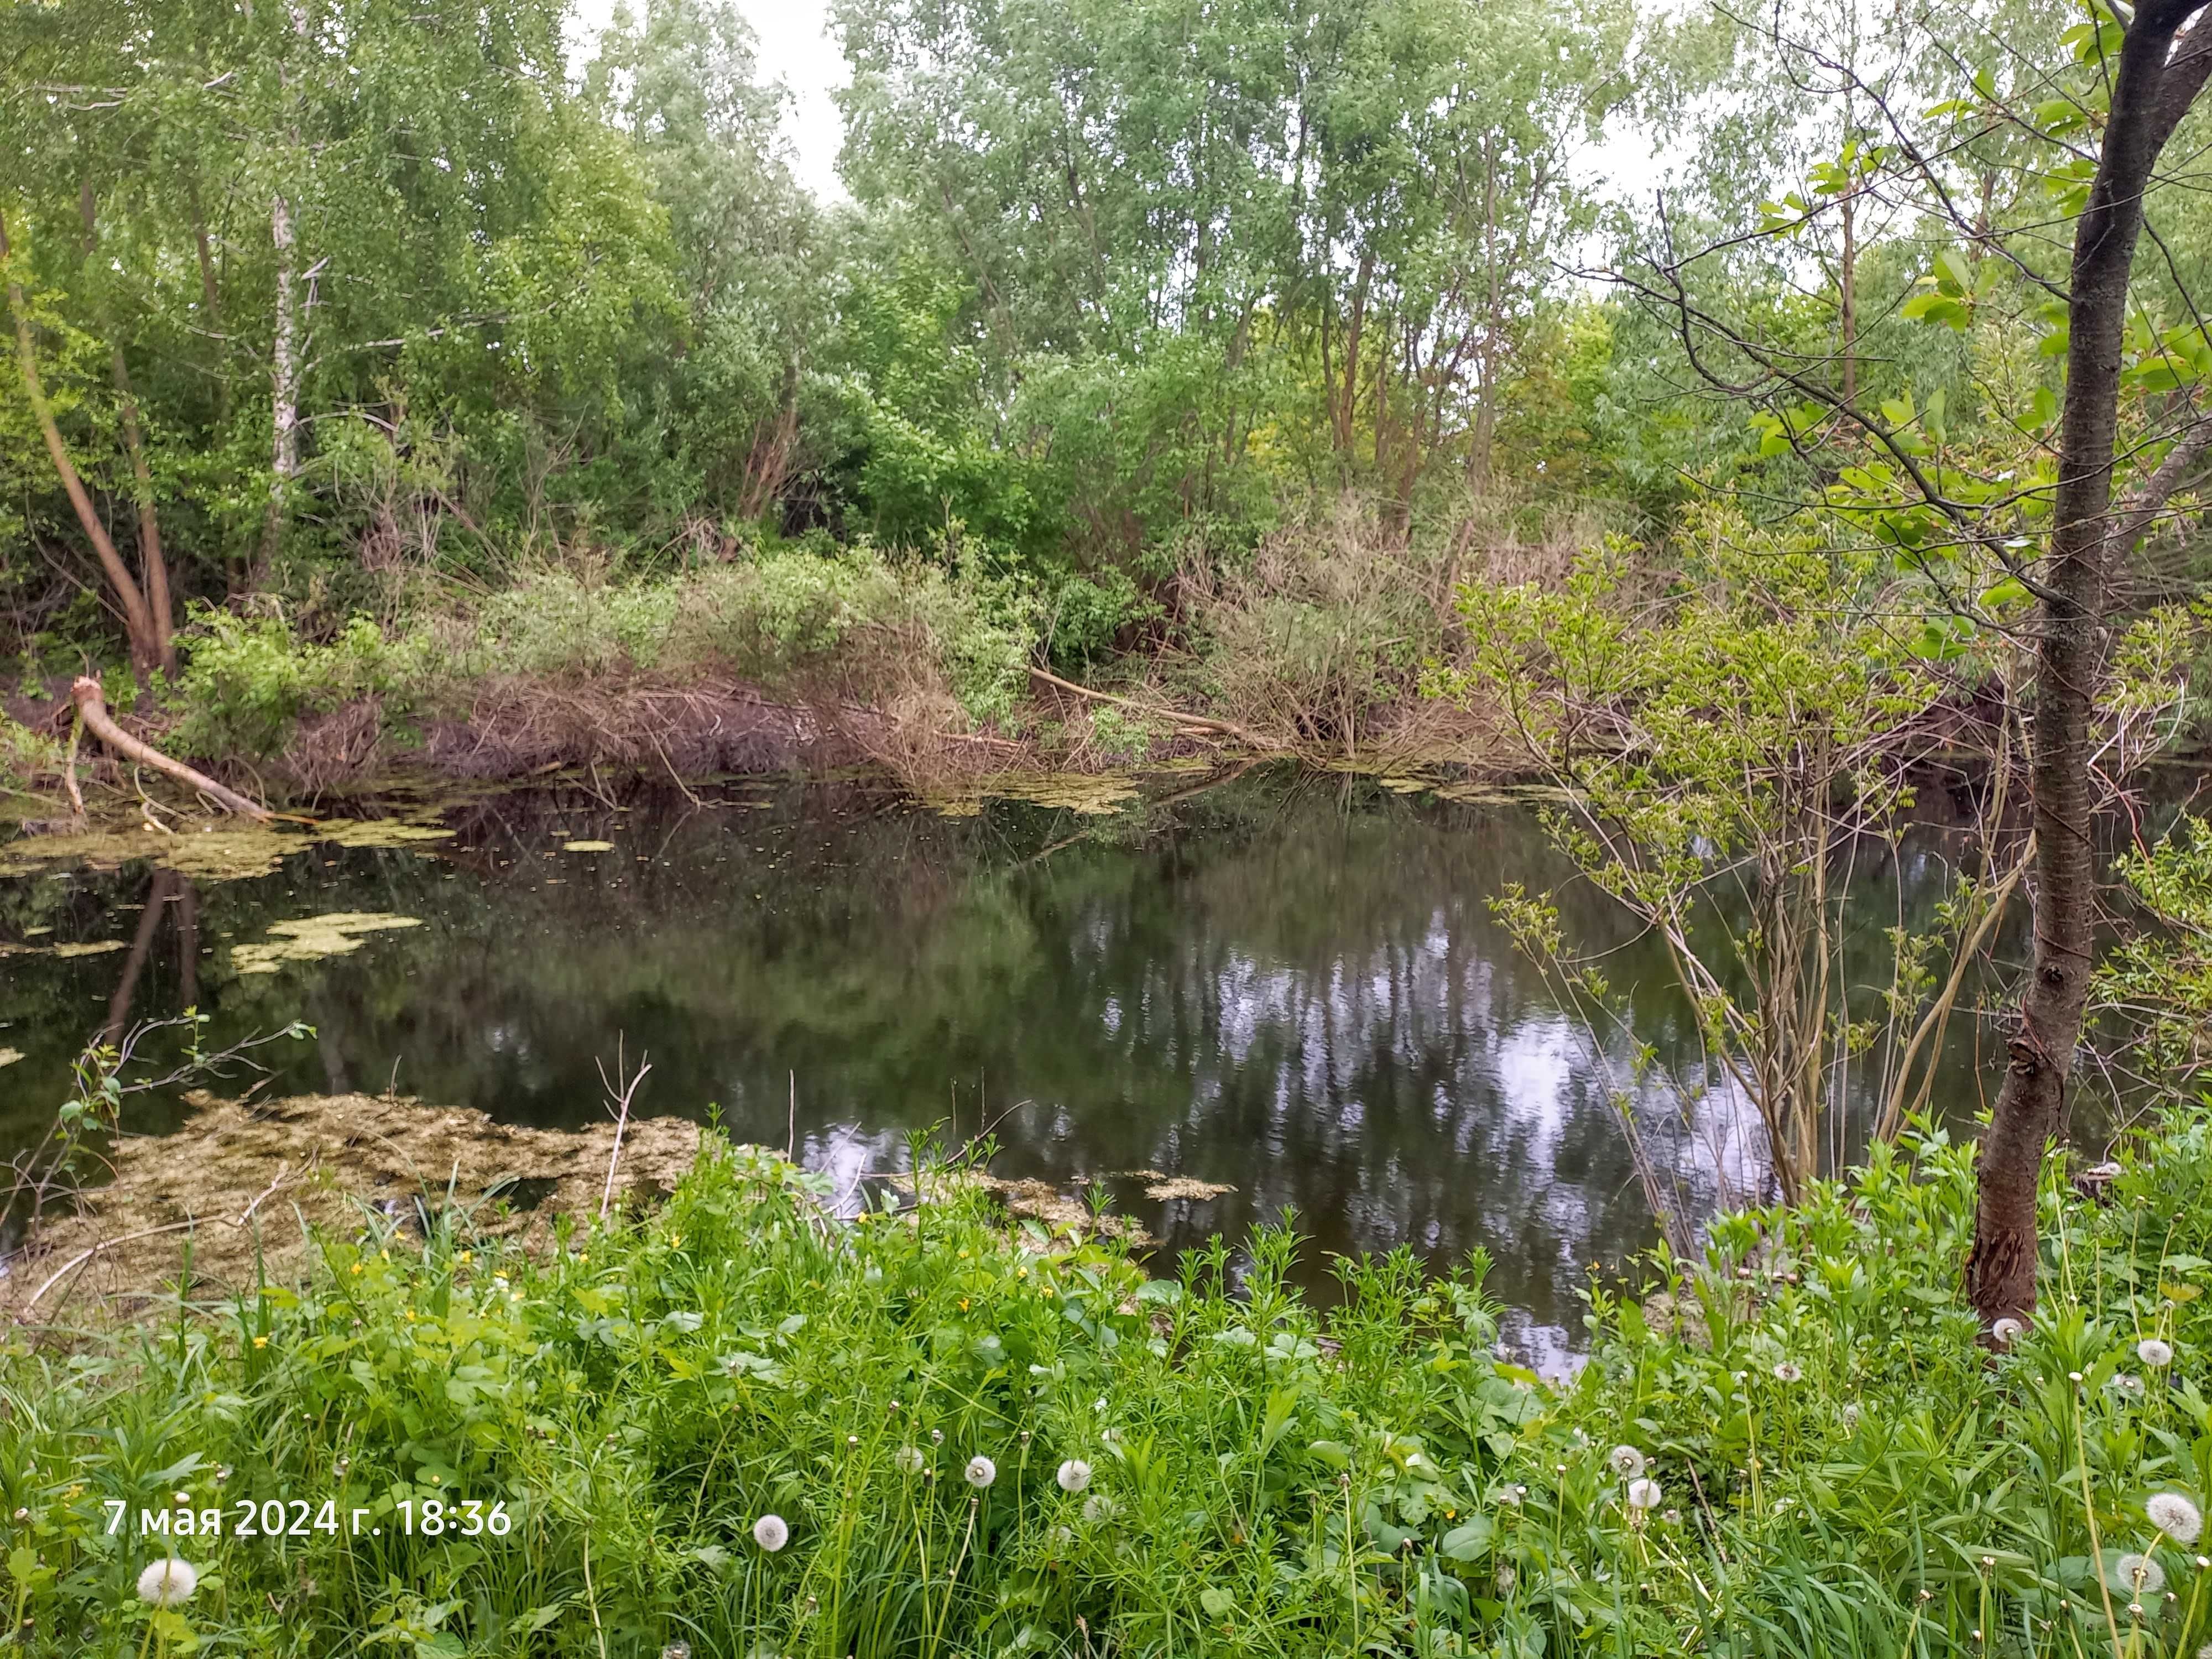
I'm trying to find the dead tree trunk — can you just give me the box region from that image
[70,677,272,821]
[1964,0,2212,1324]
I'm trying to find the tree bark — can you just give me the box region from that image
[259,0,313,583]
[69,677,272,820]
[1965,0,2212,1325]
[80,184,176,674]
[261,184,299,581]
[1,209,163,674]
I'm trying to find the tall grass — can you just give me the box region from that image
[4,1113,2210,1657]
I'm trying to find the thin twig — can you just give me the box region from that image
[596,1039,651,1222]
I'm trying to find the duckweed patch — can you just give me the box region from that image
[230,911,424,973]
[6,1089,702,1313]
[0,815,454,881]
[922,770,1144,817]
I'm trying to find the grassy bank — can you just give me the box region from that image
[1,514,1536,816]
[4,1109,2210,1657]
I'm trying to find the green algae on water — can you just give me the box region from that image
[232,912,423,974]
[922,771,1143,818]
[0,814,456,881]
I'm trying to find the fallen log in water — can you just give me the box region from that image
[69,675,272,821]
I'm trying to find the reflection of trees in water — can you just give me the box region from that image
[0,770,2011,1345]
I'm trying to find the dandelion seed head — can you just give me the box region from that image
[2111,1554,2165,1597]
[135,1558,199,1607]
[1057,1459,1093,1493]
[2147,1493,2203,1545]
[1608,1445,1647,1478]
[752,1514,789,1552]
[2139,1338,2176,1368]
[1772,1361,1803,1384]
[965,1454,997,1489]
[1626,1478,1663,1511]
[895,1446,925,1475]
[1082,1494,1115,1523]
[1991,1318,2026,1346]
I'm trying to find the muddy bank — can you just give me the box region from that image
[4,667,1500,824]
[4,1090,702,1320]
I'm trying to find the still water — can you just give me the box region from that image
[0,768,2002,1368]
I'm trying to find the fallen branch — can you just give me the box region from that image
[70,675,271,820]
[1027,665,1288,752]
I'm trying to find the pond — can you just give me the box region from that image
[0,766,2008,1370]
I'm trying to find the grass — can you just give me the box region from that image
[3,1113,2210,1657]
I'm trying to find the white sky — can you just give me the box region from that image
[565,0,1670,220]
[568,0,853,202]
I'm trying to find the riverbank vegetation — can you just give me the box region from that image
[3,1109,2210,1656]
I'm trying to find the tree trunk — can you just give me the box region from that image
[1335,252,1373,458]
[80,184,176,674]
[260,185,299,581]
[259,0,313,584]
[1,210,163,674]
[69,677,272,819]
[1965,0,2212,1325]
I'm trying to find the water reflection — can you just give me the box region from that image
[0,770,2005,1366]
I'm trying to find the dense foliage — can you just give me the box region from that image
[2,0,2205,780]
[3,1110,2210,1657]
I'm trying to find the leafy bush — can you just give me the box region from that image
[1043,569,1164,670]
[168,607,436,762]
[7,1106,2212,1657]
[0,713,61,816]
[465,571,687,678]
[669,549,1037,728]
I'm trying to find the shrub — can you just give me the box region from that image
[464,570,685,678]
[670,549,1037,728]
[0,713,61,815]
[1042,568,1164,670]
[168,607,436,762]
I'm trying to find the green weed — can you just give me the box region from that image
[5,1114,2210,1657]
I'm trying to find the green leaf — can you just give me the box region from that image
[1441,1517,1496,1560]
[1902,293,1971,331]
